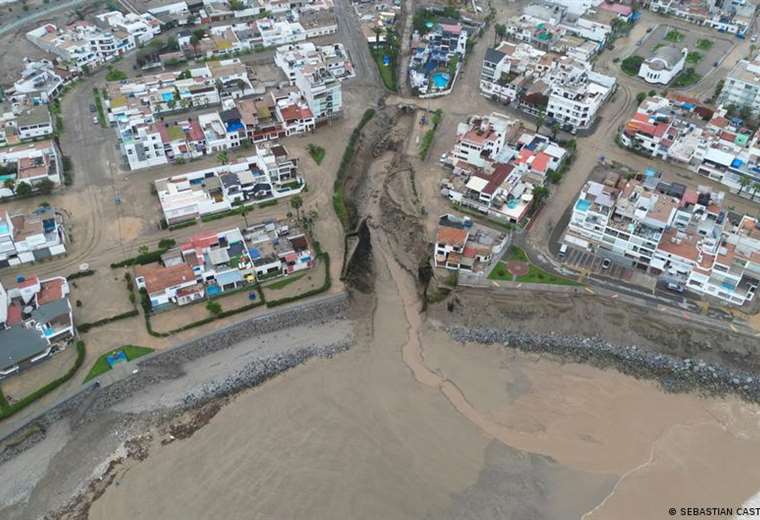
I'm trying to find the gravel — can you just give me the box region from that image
[450,326,760,402]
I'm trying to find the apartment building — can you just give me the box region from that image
[274,42,354,85]
[256,18,307,47]
[11,60,66,105]
[480,40,615,132]
[566,173,760,305]
[95,11,162,45]
[718,56,760,116]
[27,22,131,71]
[295,64,342,121]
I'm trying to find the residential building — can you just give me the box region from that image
[0,207,66,268]
[408,21,468,95]
[274,41,354,84]
[0,275,75,378]
[95,11,162,45]
[256,18,307,47]
[718,56,760,116]
[11,59,66,105]
[433,214,507,273]
[295,63,342,121]
[154,143,304,223]
[565,172,760,306]
[27,22,130,71]
[0,140,63,194]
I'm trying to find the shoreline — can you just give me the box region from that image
[450,326,760,403]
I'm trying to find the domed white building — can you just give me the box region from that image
[638,46,687,85]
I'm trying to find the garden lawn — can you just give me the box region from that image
[696,39,713,50]
[84,345,154,382]
[621,55,643,76]
[672,67,701,87]
[665,29,684,42]
[503,245,528,262]
[516,265,580,286]
[263,272,307,290]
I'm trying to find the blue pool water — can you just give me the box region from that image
[431,72,450,89]
[576,199,591,211]
[506,199,519,209]
[162,92,174,102]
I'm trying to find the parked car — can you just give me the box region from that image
[666,281,685,293]
[558,244,568,258]
[92,116,99,125]
[89,104,96,113]
[601,258,612,270]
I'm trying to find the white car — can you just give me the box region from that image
[92,115,99,125]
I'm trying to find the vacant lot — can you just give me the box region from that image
[69,270,135,324]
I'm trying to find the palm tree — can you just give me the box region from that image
[372,26,383,45]
[751,182,760,201]
[240,204,249,228]
[290,194,303,220]
[739,175,751,196]
[535,110,546,133]
[217,150,229,165]
[494,23,506,44]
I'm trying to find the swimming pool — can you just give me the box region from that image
[431,72,450,90]
[506,199,519,209]
[575,199,591,211]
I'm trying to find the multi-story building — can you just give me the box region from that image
[295,64,342,121]
[719,56,760,116]
[121,124,168,170]
[0,140,63,194]
[95,10,162,45]
[256,18,307,47]
[154,143,304,223]
[11,60,66,105]
[27,22,130,71]
[566,173,760,306]
[274,42,354,85]
[451,112,514,169]
[0,207,66,268]
[480,40,615,132]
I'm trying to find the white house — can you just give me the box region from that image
[638,46,687,85]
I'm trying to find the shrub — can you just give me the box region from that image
[206,300,222,315]
[621,55,643,76]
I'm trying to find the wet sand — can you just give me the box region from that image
[87,239,760,519]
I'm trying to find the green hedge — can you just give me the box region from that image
[0,341,86,421]
[169,220,197,230]
[334,109,376,230]
[66,269,95,280]
[111,248,169,268]
[78,309,140,333]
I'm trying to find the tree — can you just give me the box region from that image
[217,150,229,165]
[535,111,545,132]
[550,120,560,140]
[37,178,55,195]
[206,300,222,315]
[636,92,647,103]
[751,182,760,201]
[166,36,179,52]
[3,179,14,191]
[240,204,250,228]
[190,28,205,55]
[372,25,383,45]
[739,175,751,195]
[15,182,32,197]
[532,185,549,208]
[290,194,303,220]
[494,23,506,43]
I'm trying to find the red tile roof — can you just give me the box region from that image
[17,276,39,289]
[135,263,196,295]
